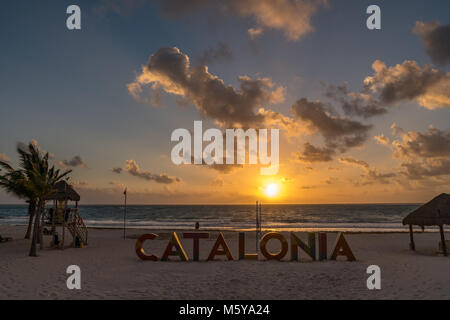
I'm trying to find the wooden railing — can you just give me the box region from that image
[66,208,88,245]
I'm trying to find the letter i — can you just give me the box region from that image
[318,232,327,261]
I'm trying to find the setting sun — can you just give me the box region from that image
[265,183,280,198]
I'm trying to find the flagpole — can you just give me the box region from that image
[123,188,127,239]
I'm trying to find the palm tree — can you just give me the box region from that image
[0,161,37,239]
[24,145,71,256]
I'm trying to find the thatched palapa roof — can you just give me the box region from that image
[403,193,450,226]
[46,181,80,202]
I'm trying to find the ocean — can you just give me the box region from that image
[0,203,423,232]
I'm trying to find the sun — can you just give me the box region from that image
[265,183,280,198]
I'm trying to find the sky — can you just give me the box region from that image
[0,0,449,204]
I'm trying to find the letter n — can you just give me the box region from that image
[330,233,356,261]
[290,232,316,261]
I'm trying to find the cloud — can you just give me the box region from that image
[338,157,369,169]
[224,0,329,41]
[363,60,450,109]
[413,21,450,66]
[96,0,327,41]
[324,83,387,118]
[155,0,328,41]
[296,142,334,163]
[0,153,10,163]
[291,98,372,152]
[128,47,285,127]
[374,134,389,145]
[111,167,123,174]
[99,0,328,41]
[248,27,263,40]
[124,160,181,184]
[339,156,395,185]
[400,160,450,180]
[58,155,87,168]
[392,126,450,160]
[391,125,450,179]
[197,42,233,65]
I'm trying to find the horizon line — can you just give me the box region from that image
[0,202,423,206]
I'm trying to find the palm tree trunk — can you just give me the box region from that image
[24,199,36,239]
[29,200,44,257]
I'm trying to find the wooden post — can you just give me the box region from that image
[62,202,65,250]
[439,225,447,256]
[39,210,44,250]
[409,224,415,251]
[259,203,262,235]
[255,201,258,252]
[123,188,127,240]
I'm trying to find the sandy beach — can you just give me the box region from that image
[1,225,449,300]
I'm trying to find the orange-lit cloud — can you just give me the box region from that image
[364,60,450,109]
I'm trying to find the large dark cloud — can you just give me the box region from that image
[363,60,450,109]
[128,47,285,127]
[392,126,450,159]
[291,98,372,152]
[390,125,450,180]
[413,21,450,66]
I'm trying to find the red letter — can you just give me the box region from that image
[330,233,356,261]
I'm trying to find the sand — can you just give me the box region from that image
[1,225,449,300]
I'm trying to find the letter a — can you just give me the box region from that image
[66,265,81,289]
[366,265,381,290]
[366,5,381,30]
[66,5,81,30]
[330,233,356,261]
[161,232,189,261]
[208,233,234,261]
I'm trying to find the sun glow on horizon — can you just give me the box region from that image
[264,183,280,198]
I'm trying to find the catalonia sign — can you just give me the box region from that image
[135,232,356,262]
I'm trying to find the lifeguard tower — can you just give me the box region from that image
[43,181,88,249]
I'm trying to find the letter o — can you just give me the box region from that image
[260,232,288,260]
[135,233,159,261]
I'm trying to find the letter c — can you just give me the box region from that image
[136,233,159,261]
